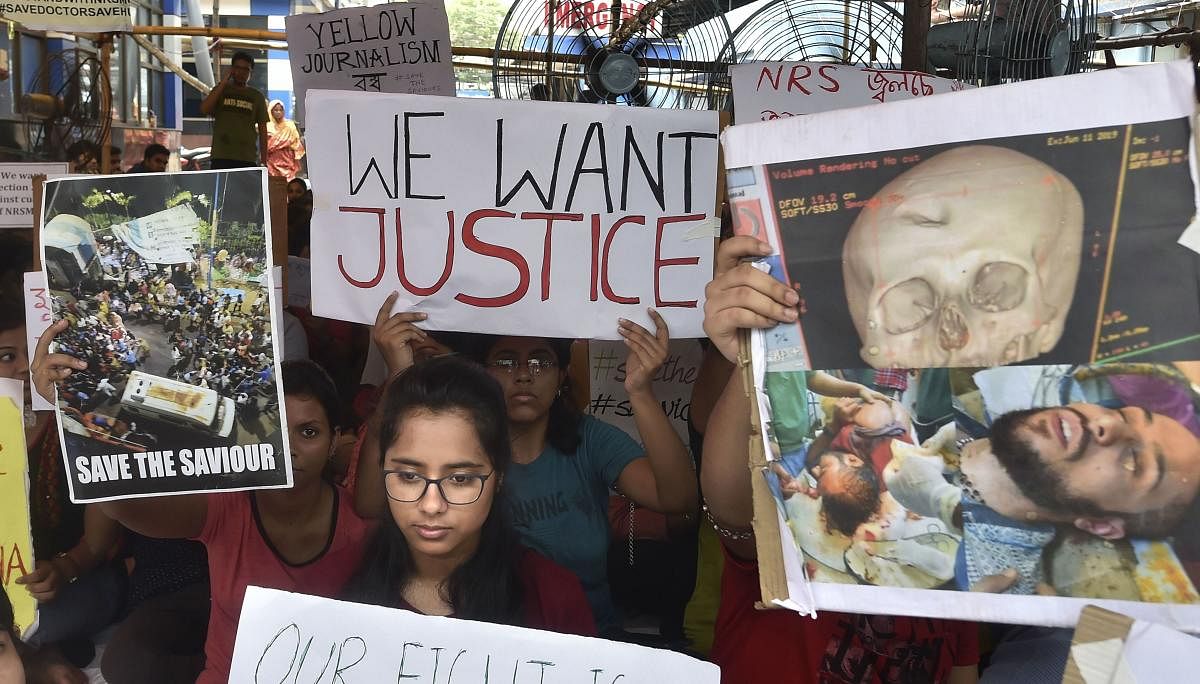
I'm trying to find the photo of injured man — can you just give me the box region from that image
[760,361,1200,605]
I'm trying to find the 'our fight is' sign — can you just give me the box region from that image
[304,91,719,338]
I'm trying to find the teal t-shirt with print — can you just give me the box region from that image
[504,414,642,633]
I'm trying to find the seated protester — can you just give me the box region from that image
[30,344,376,684]
[354,295,698,637]
[700,236,979,684]
[1,252,125,679]
[344,357,594,634]
[1,585,27,683]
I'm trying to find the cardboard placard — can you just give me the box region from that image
[0,378,36,639]
[305,90,719,339]
[728,62,1200,631]
[40,170,292,502]
[730,61,968,124]
[0,163,68,229]
[285,1,454,121]
[230,586,721,682]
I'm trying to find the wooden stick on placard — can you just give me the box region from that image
[737,328,792,608]
[267,175,288,299]
[31,175,45,270]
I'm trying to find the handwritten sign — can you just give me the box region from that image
[305,90,718,339]
[0,378,36,639]
[0,163,67,228]
[230,586,720,682]
[23,271,53,411]
[587,339,700,442]
[285,1,454,122]
[0,0,131,33]
[730,61,968,123]
[110,204,201,265]
[286,256,311,309]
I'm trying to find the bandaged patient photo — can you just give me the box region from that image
[761,362,1200,610]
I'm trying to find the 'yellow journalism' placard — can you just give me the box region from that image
[0,378,36,636]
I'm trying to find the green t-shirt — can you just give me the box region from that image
[211,84,267,163]
[765,370,812,454]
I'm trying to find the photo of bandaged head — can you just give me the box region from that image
[761,362,1200,604]
[843,146,1083,369]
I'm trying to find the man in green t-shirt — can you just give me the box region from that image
[200,51,268,169]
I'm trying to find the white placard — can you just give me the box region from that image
[0,1,131,33]
[587,339,701,442]
[305,90,718,339]
[0,163,67,228]
[231,586,720,682]
[730,61,968,123]
[110,204,202,265]
[286,255,311,308]
[285,1,454,122]
[22,271,53,411]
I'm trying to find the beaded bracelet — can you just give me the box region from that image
[702,503,754,541]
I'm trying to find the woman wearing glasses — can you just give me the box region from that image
[345,356,594,633]
[476,310,699,637]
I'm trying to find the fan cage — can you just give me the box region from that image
[23,50,112,162]
[942,0,1097,84]
[493,0,733,109]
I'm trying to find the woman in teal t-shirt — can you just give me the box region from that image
[479,310,698,636]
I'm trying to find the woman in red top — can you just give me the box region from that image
[700,237,979,684]
[31,349,375,684]
[345,356,595,635]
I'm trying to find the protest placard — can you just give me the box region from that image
[24,271,54,411]
[305,90,719,339]
[0,0,131,32]
[724,60,1200,370]
[285,1,454,121]
[730,61,968,123]
[230,586,721,682]
[0,378,36,639]
[0,163,67,228]
[731,61,1200,630]
[587,339,701,442]
[39,169,291,503]
[286,255,311,309]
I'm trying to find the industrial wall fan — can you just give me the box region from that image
[928,0,1097,84]
[22,51,111,163]
[493,0,733,109]
[717,0,905,66]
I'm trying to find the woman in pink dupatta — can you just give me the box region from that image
[266,99,305,178]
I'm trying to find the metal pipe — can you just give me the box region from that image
[132,33,212,94]
[183,0,215,86]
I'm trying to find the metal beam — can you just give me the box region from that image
[902,0,932,71]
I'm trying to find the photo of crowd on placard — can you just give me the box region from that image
[41,170,284,461]
[761,359,1200,604]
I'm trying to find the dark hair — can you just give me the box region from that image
[476,336,581,453]
[287,178,306,191]
[231,51,255,69]
[281,360,341,429]
[990,408,1189,537]
[345,356,524,623]
[143,143,169,160]
[820,452,881,536]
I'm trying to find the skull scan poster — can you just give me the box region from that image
[723,61,1200,371]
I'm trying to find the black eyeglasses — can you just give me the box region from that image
[486,357,556,376]
[383,470,493,505]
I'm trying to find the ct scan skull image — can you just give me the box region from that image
[842,145,1084,368]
